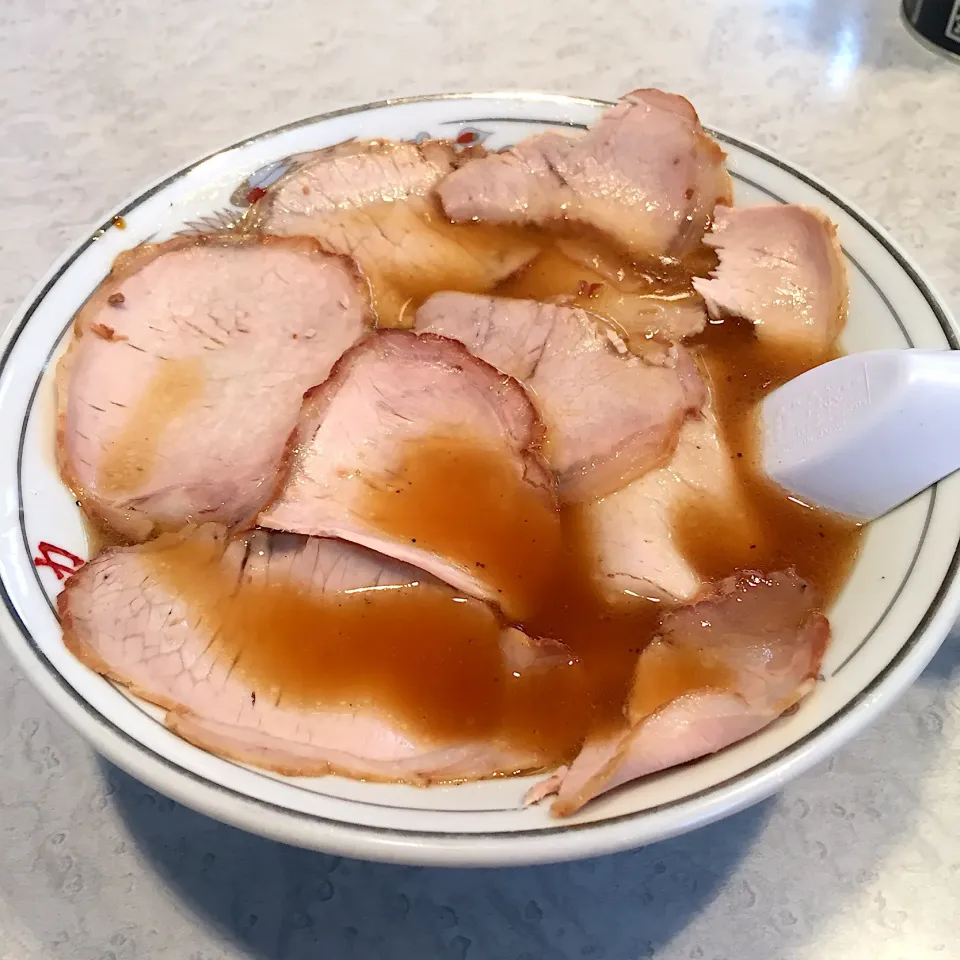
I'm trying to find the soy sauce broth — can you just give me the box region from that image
[362,440,664,745]
[142,529,589,761]
[118,202,863,774]
[676,318,862,602]
[359,435,562,621]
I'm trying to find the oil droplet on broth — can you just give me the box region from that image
[521,504,664,737]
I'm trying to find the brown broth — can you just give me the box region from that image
[317,197,541,328]
[629,640,735,722]
[363,439,667,742]
[142,531,586,760]
[675,318,863,603]
[495,241,711,351]
[80,510,131,555]
[358,435,562,621]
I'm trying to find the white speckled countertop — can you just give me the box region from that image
[1,1,959,957]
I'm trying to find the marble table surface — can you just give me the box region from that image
[1,1,958,957]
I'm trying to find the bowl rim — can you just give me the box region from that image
[2,91,958,867]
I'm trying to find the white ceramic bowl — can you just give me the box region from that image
[2,94,958,867]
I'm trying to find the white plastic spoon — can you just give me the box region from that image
[760,349,960,521]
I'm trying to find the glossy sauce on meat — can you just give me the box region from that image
[103,212,861,775]
[359,435,562,620]
[361,440,667,745]
[141,530,586,759]
[318,196,540,328]
[97,357,205,497]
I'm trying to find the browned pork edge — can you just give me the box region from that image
[55,233,374,543]
[57,549,184,713]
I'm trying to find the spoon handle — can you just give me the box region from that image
[760,349,960,520]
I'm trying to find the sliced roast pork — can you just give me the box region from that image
[439,89,732,258]
[258,330,559,618]
[61,526,569,782]
[415,292,706,500]
[527,571,828,816]
[57,235,371,541]
[692,205,847,349]
[262,139,460,211]
[248,139,539,326]
[587,406,760,602]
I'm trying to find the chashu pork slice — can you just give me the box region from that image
[60,526,567,782]
[439,89,732,258]
[526,570,828,816]
[258,330,560,619]
[248,139,540,326]
[692,205,848,350]
[415,292,706,500]
[587,404,761,603]
[58,235,371,542]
